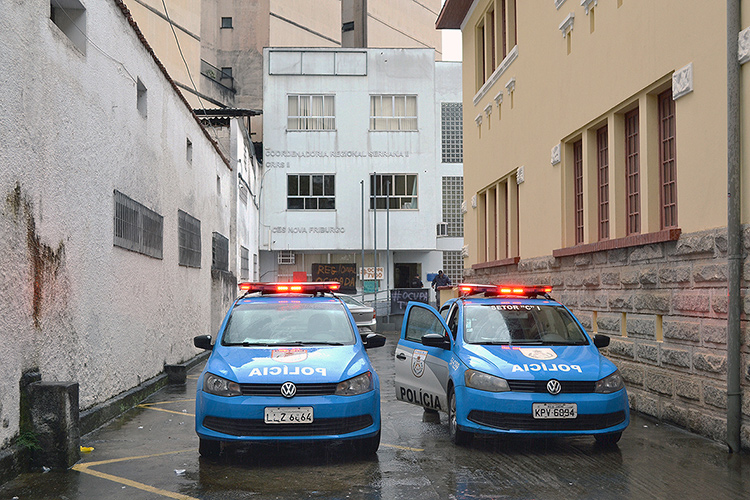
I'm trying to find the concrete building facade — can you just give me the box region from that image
[0,0,258,475]
[437,0,750,447]
[260,48,463,303]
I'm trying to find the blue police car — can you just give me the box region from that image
[394,284,629,446]
[194,282,386,457]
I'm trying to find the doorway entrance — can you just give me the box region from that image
[394,263,421,288]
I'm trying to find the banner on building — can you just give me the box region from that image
[390,288,429,314]
[311,263,356,293]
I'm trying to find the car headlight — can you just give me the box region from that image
[203,373,241,397]
[595,370,624,393]
[464,369,510,392]
[335,371,373,396]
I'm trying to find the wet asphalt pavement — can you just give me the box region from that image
[2,331,750,499]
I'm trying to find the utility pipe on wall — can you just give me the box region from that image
[726,0,742,454]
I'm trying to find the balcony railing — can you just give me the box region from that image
[200,59,234,92]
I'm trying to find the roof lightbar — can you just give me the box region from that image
[238,282,341,295]
[458,284,553,298]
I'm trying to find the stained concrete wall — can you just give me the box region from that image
[0,0,246,457]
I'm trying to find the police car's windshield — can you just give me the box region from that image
[463,304,589,345]
[222,302,357,346]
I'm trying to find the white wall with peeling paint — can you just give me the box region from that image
[0,0,252,449]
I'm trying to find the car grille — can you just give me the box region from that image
[239,383,339,397]
[507,380,596,393]
[203,415,373,437]
[467,410,626,431]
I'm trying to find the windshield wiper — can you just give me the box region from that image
[304,341,345,345]
[224,342,272,347]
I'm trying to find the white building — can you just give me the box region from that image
[0,0,259,463]
[260,48,463,305]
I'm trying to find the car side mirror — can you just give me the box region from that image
[593,334,610,348]
[361,333,386,349]
[422,333,450,349]
[194,335,213,350]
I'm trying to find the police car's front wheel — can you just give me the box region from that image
[448,388,472,446]
[353,430,380,456]
[199,438,222,458]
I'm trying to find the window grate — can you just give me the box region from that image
[278,250,295,265]
[114,190,163,259]
[212,232,229,271]
[178,210,201,268]
[240,246,249,280]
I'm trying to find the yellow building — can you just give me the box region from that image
[439,0,750,449]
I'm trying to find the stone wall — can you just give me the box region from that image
[464,227,750,448]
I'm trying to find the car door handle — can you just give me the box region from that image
[396,353,406,360]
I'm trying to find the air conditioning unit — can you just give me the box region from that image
[278,250,295,265]
[436,222,448,237]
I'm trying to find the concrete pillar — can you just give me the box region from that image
[27,381,80,469]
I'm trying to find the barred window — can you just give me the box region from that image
[441,103,463,163]
[288,95,335,130]
[370,95,417,131]
[442,250,463,288]
[658,90,677,229]
[573,139,584,245]
[287,174,335,210]
[370,174,418,209]
[442,176,464,237]
[597,125,610,240]
[625,108,640,235]
[113,190,163,259]
[240,246,249,280]
[212,232,229,271]
[178,210,201,268]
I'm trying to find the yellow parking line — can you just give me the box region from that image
[140,399,196,406]
[381,443,424,452]
[73,449,197,500]
[137,404,195,417]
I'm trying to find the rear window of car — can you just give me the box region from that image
[222,301,356,346]
[463,304,589,345]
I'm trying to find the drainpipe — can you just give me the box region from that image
[726,0,742,454]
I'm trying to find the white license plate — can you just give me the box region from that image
[264,407,313,424]
[532,403,577,419]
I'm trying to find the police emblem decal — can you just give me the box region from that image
[412,349,428,378]
[519,348,557,360]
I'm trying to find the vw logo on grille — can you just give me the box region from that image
[280,381,297,398]
[547,379,562,395]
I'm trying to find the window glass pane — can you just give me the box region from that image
[312,175,323,196]
[288,198,304,209]
[319,197,335,209]
[383,96,393,116]
[407,175,417,195]
[287,175,298,196]
[395,175,406,196]
[288,96,298,116]
[324,175,335,195]
[299,175,310,196]
[304,198,317,209]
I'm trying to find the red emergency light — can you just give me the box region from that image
[458,284,552,298]
[238,282,341,295]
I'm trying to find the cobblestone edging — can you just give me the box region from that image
[464,226,750,449]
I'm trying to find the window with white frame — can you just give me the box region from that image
[370,95,417,131]
[287,95,335,130]
[287,174,335,210]
[370,174,418,209]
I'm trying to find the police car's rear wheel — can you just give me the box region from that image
[353,430,380,456]
[199,438,222,458]
[448,388,472,446]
